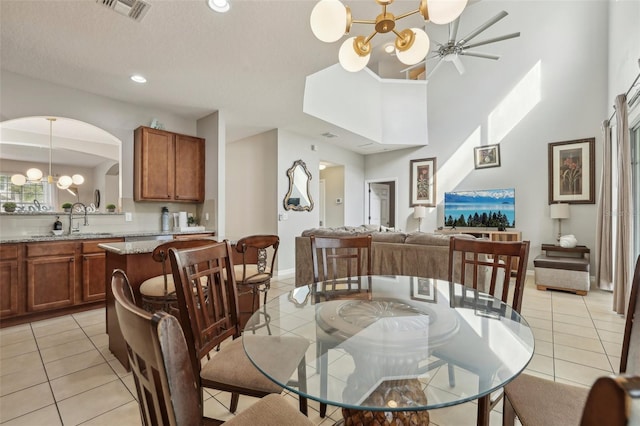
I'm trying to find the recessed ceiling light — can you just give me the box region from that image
[206,0,230,13]
[384,43,395,54]
[131,75,147,83]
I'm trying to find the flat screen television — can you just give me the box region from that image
[444,188,515,228]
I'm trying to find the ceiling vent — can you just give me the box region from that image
[96,0,150,22]
[321,132,338,138]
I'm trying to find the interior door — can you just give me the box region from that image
[369,183,390,227]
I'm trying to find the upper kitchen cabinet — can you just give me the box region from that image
[134,126,205,202]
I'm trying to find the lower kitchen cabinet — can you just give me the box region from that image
[0,237,123,326]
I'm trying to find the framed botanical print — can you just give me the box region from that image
[411,277,437,303]
[474,144,501,169]
[410,157,436,207]
[548,138,595,204]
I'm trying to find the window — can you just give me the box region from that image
[0,174,56,211]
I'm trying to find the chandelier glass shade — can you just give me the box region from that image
[10,118,84,191]
[310,0,468,72]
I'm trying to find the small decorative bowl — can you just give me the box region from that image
[52,230,64,236]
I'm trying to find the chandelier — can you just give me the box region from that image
[10,118,84,190]
[310,0,468,72]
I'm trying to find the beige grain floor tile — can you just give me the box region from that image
[597,329,623,344]
[50,363,120,402]
[0,403,61,426]
[39,338,96,364]
[552,322,599,339]
[0,362,48,397]
[0,328,34,347]
[0,339,38,360]
[80,400,141,425]
[44,349,106,380]
[0,382,54,423]
[554,359,613,387]
[526,353,554,376]
[533,340,553,357]
[553,344,611,371]
[0,351,43,377]
[57,380,134,426]
[35,328,88,349]
[553,332,604,353]
[552,312,594,326]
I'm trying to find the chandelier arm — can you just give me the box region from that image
[352,19,377,25]
[360,33,376,47]
[395,8,420,21]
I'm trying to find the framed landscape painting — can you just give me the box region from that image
[548,138,595,204]
[410,157,436,207]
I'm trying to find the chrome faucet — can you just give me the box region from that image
[69,202,88,233]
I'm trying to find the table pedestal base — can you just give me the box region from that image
[341,379,430,425]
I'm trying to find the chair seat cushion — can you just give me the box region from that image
[232,264,271,285]
[224,394,313,426]
[140,275,176,297]
[505,374,589,426]
[201,335,309,394]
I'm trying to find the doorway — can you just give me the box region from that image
[366,180,396,228]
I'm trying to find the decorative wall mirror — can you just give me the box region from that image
[284,159,314,211]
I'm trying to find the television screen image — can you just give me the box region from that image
[444,188,515,228]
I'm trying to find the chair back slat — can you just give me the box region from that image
[169,240,241,378]
[621,255,640,375]
[579,375,640,426]
[448,237,530,313]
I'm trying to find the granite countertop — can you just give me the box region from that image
[98,240,166,255]
[0,229,215,244]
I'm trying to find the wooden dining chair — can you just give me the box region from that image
[233,234,279,332]
[168,240,311,416]
[138,238,216,313]
[444,236,530,424]
[310,234,373,299]
[309,234,372,417]
[112,269,313,426]
[448,236,531,312]
[503,255,640,426]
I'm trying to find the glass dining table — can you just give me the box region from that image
[243,275,535,426]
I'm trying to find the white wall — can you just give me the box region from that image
[365,1,610,269]
[226,130,278,238]
[319,166,345,228]
[276,130,365,273]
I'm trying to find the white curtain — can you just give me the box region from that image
[613,94,634,314]
[596,120,613,290]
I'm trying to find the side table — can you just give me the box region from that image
[534,244,591,295]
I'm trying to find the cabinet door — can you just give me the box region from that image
[82,253,107,302]
[174,134,205,202]
[135,127,175,201]
[27,256,76,311]
[0,259,19,318]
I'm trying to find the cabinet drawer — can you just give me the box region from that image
[82,238,123,254]
[26,242,77,257]
[0,245,19,260]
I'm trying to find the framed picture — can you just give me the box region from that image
[411,277,437,303]
[410,157,436,207]
[548,138,595,204]
[474,144,501,169]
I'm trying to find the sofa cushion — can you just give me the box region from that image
[404,232,476,246]
[371,231,407,243]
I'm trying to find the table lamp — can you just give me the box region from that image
[550,203,570,244]
[413,206,427,232]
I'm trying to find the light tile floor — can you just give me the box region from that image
[0,274,624,425]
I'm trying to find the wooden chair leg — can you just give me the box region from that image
[502,394,516,426]
[230,392,240,413]
[320,402,327,418]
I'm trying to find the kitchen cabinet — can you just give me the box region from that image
[134,126,205,203]
[26,241,77,312]
[0,237,123,327]
[0,245,20,318]
[82,239,121,302]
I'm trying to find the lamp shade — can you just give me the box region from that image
[413,206,427,219]
[310,0,348,43]
[549,203,570,219]
[426,0,468,25]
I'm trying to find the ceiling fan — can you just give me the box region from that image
[402,10,520,79]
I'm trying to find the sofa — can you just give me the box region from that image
[295,226,478,286]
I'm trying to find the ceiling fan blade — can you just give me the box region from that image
[452,55,465,75]
[460,51,501,60]
[463,32,520,50]
[458,11,509,45]
[426,59,444,80]
[448,18,460,44]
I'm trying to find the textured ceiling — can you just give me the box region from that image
[0,0,487,155]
